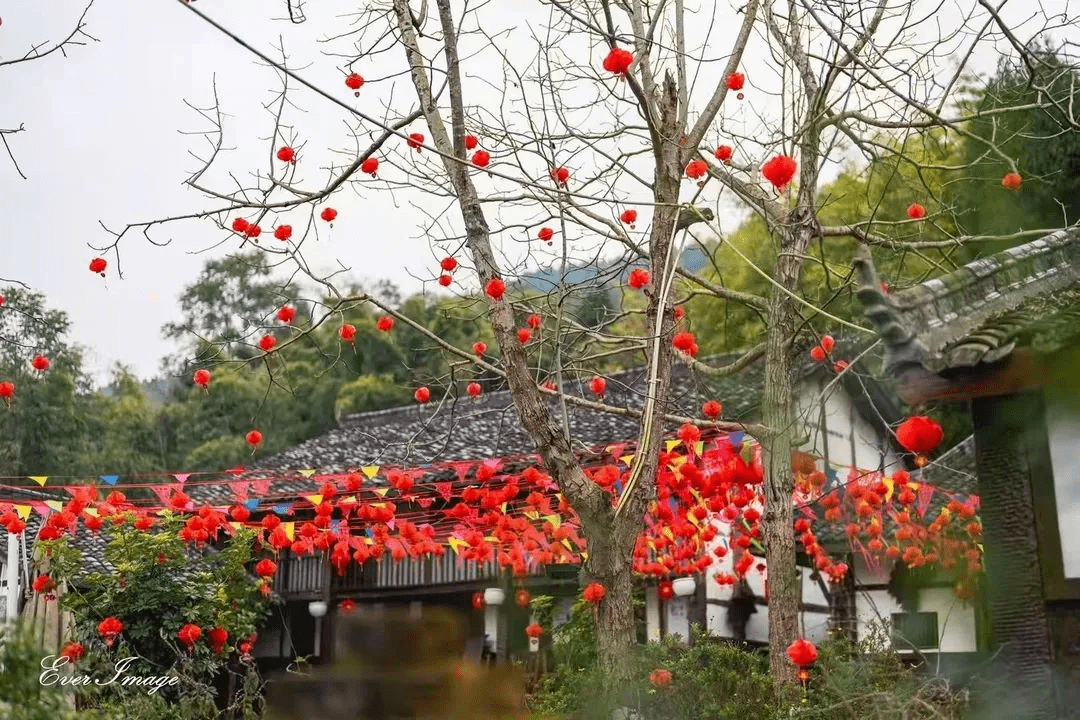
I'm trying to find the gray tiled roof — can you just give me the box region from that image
[856,228,1080,374]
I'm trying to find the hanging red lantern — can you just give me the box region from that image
[471,150,490,167]
[339,323,357,342]
[702,400,722,419]
[537,227,554,244]
[602,47,634,75]
[59,641,85,664]
[726,72,745,90]
[321,207,338,223]
[97,617,124,647]
[407,132,425,151]
[255,558,278,578]
[472,341,487,356]
[376,316,394,332]
[582,581,606,604]
[550,167,570,186]
[762,155,797,188]
[464,134,479,149]
[274,224,292,241]
[467,382,482,398]
[177,623,202,651]
[276,146,295,163]
[714,145,733,162]
[471,591,485,610]
[345,73,364,91]
[649,668,672,687]
[31,355,49,372]
[685,159,708,180]
[515,588,531,607]
[907,203,926,220]
[658,581,674,600]
[673,331,698,357]
[628,268,650,289]
[193,368,211,389]
[207,626,228,654]
[246,430,263,448]
[258,335,277,352]
[786,637,818,667]
[438,274,453,287]
[89,257,107,275]
[525,622,542,638]
[414,386,431,404]
[232,218,250,233]
[1002,172,1022,189]
[484,278,505,300]
[277,306,296,324]
[589,376,607,398]
[620,209,637,226]
[361,157,379,176]
[896,416,943,454]
[517,328,532,344]
[440,257,458,272]
[245,224,262,239]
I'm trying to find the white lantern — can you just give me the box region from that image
[483,587,506,606]
[672,576,696,597]
[308,601,328,618]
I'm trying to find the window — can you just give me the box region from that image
[891,611,939,651]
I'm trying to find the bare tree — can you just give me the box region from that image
[108,0,1079,686]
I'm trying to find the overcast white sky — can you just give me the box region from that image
[0,0,1060,384]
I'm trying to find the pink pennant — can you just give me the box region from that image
[417,497,434,509]
[251,478,271,496]
[917,483,934,518]
[151,484,181,506]
[173,473,190,485]
[435,482,453,501]
[232,481,249,501]
[32,501,51,517]
[797,504,817,519]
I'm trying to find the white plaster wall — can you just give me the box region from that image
[1045,400,1080,579]
[797,376,901,474]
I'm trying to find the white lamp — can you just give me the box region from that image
[308,601,328,618]
[672,576,697,597]
[483,587,506,606]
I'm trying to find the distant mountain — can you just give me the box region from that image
[518,245,709,293]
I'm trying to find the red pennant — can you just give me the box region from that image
[917,483,934,518]
[435,482,453,501]
[225,466,245,476]
[151,484,181,505]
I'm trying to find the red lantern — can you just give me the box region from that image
[702,400,722,419]
[550,166,570,186]
[177,623,202,651]
[321,207,338,223]
[515,588,531,607]
[649,668,672,687]
[896,416,943,454]
[484,278,505,300]
[582,581,606,604]
[786,637,818,667]
[274,224,292,241]
[258,335,277,352]
[472,591,485,610]
[907,203,926,220]
[339,598,357,614]
[31,355,50,372]
[714,145,733,162]
[658,581,674,600]
[276,146,295,163]
[464,134,479,150]
[1002,172,1022,189]
[376,316,394,332]
[255,558,278,578]
[809,345,826,362]
[59,641,85,664]
[440,257,458,272]
[526,314,542,330]
[726,72,745,90]
[517,328,532,344]
[245,224,262,239]
[537,227,554,244]
[602,47,634,75]
[437,274,452,287]
[207,626,228,654]
[467,382,482,398]
[762,155,797,188]
[589,376,607,398]
[673,331,698,357]
[97,616,124,647]
[339,323,357,342]
[407,132,425,151]
[89,257,107,275]
[525,623,542,639]
[414,386,431,404]
[471,150,490,167]
[472,341,487,356]
[345,73,364,91]
[277,306,296,324]
[232,218,250,233]
[361,157,379,176]
[628,268,650,289]
[685,159,708,179]
[620,209,637,226]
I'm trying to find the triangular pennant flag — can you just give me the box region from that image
[84,507,99,517]
[882,476,895,501]
[100,475,119,486]
[305,495,323,507]
[243,499,260,511]
[362,466,380,479]
[299,469,317,478]
[45,500,63,512]
[916,484,934,518]
[694,441,704,456]
[665,439,680,452]
[544,514,561,529]
[230,522,243,530]
[435,483,453,501]
[252,479,271,496]
[173,473,190,485]
[374,488,389,497]
[728,432,744,448]
[620,455,635,465]
[232,482,249,501]
[447,537,468,554]
[273,503,292,516]
[14,504,31,520]
[33,502,51,517]
[283,522,295,541]
[339,495,358,505]
[30,476,48,487]
[151,484,180,506]
[524,510,539,520]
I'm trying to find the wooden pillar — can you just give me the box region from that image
[971,391,1056,719]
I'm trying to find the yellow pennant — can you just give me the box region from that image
[45,500,63,512]
[620,455,635,465]
[524,510,539,520]
[580,551,588,561]
[374,488,389,498]
[665,440,681,452]
[13,505,31,520]
[362,466,380,478]
[84,507,99,517]
[500,502,507,513]
[484,536,498,543]
[694,441,704,455]
[305,495,323,506]
[283,522,295,541]
[669,455,688,468]
[30,476,48,487]
[545,514,561,529]
[230,522,242,530]
[663,527,675,541]
[447,537,468,554]
[882,477,895,501]
[298,469,317,478]
[339,495,358,505]
[562,539,574,551]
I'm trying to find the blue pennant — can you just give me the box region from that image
[728,431,744,448]
[243,499,260,511]
[101,475,119,486]
[273,503,291,516]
